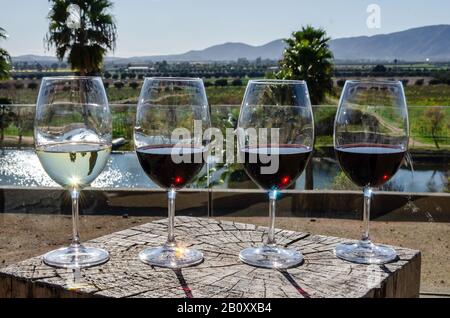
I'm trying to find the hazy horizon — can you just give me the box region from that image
[1,0,449,58]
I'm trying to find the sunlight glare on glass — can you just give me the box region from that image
[69,176,81,187]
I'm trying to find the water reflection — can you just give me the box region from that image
[0,150,447,193]
[0,150,155,188]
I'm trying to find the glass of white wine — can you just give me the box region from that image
[35,76,112,269]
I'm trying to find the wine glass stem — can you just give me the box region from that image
[267,190,277,246]
[362,186,373,243]
[167,188,177,246]
[70,187,81,247]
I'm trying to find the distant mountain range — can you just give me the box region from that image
[330,25,450,62]
[11,25,450,64]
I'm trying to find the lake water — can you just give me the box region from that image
[0,150,447,193]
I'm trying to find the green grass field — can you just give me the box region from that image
[405,85,450,106]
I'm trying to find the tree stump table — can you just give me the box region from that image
[0,217,421,298]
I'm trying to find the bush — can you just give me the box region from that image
[429,79,442,85]
[337,79,346,87]
[401,79,409,86]
[215,79,228,87]
[372,64,387,73]
[27,82,38,89]
[415,79,424,86]
[204,81,212,87]
[112,74,119,80]
[114,81,125,89]
[0,97,12,104]
[331,172,360,191]
[104,82,110,89]
[104,72,112,79]
[129,81,140,90]
[138,74,144,80]
[14,82,25,89]
[0,82,11,89]
[231,78,243,86]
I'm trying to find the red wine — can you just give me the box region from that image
[335,144,406,188]
[136,145,206,189]
[241,145,312,190]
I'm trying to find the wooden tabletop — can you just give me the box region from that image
[0,216,421,298]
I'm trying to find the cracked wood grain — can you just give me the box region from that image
[0,217,420,298]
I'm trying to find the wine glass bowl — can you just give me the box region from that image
[35,76,112,269]
[237,80,314,269]
[334,80,409,264]
[135,77,210,268]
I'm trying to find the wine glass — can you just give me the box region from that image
[237,80,314,269]
[35,76,112,269]
[334,80,409,264]
[135,77,210,268]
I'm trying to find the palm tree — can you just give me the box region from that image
[277,25,334,190]
[0,27,11,80]
[46,0,117,75]
[277,25,334,105]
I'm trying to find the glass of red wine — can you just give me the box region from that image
[237,80,314,269]
[334,80,409,264]
[134,77,210,268]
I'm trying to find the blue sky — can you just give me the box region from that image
[0,0,449,57]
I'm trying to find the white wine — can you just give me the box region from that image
[36,143,111,189]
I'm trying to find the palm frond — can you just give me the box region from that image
[0,27,8,40]
[277,25,334,104]
[0,27,11,79]
[45,0,117,75]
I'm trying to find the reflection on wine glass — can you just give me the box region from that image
[135,77,210,268]
[334,80,409,264]
[35,76,112,269]
[237,80,314,269]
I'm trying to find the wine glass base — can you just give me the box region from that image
[239,246,304,269]
[43,244,110,269]
[139,245,204,269]
[335,242,397,265]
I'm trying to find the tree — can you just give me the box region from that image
[425,107,445,149]
[415,79,424,86]
[337,79,346,88]
[27,82,39,89]
[372,64,387,73]
[45,0,117,75]
[277,25,334,190]
[114,81,124,89]
[231,78,243,86]
[0,27,11,80]
[277,26,333,105]
[14,82,25,89]
[129,81,139,90]
[215,78,228,87]
[0,105,15,143]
